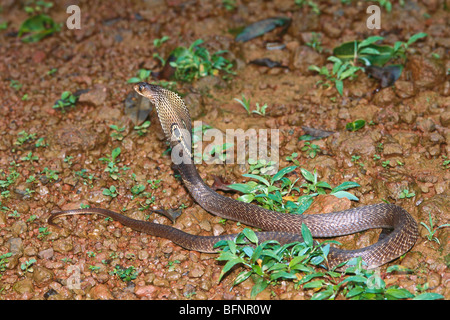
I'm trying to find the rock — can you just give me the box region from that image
[11,220,27,236]
[382,143,403,157]
[292,46,324,71]
[89,284,114,300]
[135,285,159,298]
[394,80,415,98]
[78,84,109,107]
[13,279,34,295]
[38,248,54,260]
[32,266,54,287]
[52,237,73,253]
[440,110,450,127]
[408,56,446,89]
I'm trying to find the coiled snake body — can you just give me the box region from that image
[49,83,418,269]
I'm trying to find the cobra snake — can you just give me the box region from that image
[48,82,418,269]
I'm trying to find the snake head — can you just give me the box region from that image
[134,82,160,103]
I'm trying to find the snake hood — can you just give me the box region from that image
[135,82,193,162]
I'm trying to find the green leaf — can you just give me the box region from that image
[406,32,427,46]
[331,181,360,192]
[358,36,384,48]
[219,257,245,281]
[300,168,315,183]
[301,223,313,247]
[412,292,444,300]
[270,166,297,184]
[227,183,253,194]
[303,280,324,289]
[242,173,270,187]
[311,287,334,300]
[385,287,414,299]
[250,277,269,299]
[233,270,252,287]
[331,191,359,201]
[237,194,255,203]
[335,80,344,96]
[242,228,259,244]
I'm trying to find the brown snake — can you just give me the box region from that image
[48,82,419,269]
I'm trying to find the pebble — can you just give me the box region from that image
[32,266,54,287]
[89,284,114,300]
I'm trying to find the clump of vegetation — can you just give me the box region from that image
[234,95,268,116]
[169,39,234,82]
[309,33,427,95]
[215,227,444,300]
[110,265,138,282]
[53,91,78,113]
[227,164,359,215]
[18,1,60,43]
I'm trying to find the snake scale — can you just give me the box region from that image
[48,82,419,269]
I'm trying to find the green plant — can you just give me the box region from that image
[169,39,234,82]
[110,265,138,282]
[0,253,12,277]
[103,185,118,198]
[398,189,415,199]
[127,69,151,84]
[441,156,450,169]
[14,131,36,146]
[248,158,276,175]
[228,165,359,215]
[20,151,39,163]
[18,13,60,43]
[234,94,251,115]
[252,103,268,116]
[294,0,320,14]
[153,35,170,48]
[222,0,236,10]
[306,32,323,53]
[21,258,37,273]
[215,228,443,300]
[420,212,449,245]
[309,56,362,96]
[346,119,366,132]
[134,121,151,136]
[53,91,78,113]
[109,124,126,141]
[99,147,122,180]
[41,167,58,182]
[37,227,51,239]
[301,142,321,158]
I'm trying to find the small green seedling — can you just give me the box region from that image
[420,212,449,245]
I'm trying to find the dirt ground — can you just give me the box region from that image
[0,0,448,300]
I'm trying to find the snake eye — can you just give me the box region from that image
[138,83,146,93]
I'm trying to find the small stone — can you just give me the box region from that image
[13,279,34,295]
[52,237,73,253]
[89,284,114,300]
[32,266,54,287]
[383,143,403,157]
[135,285,159,298]
[78,84,109,107]
[38,248,54,260]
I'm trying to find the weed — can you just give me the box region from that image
[20,151,39,163]
[110,265,138,282]
[99,147,122,180]
[252,103,268,116]
[109,124,126,141]
[153,35,170,48]
[37,227,51,239]
[134,121,151,136]
[41,167,59,182]
[169,39,234,82]
[309,56,362,96]
[295,0,320,14]
[234,95,251,115]
[0,253,12,277]
[215,227,443,300]
[301,142,321,158]
[18,13,60,43]
[103,185,118,198]
[127,69,151,84]
[53,91,78,113]
[420,212,449,245]
[14,131,36,146]
[346,119,366,132]
[306,32,323,53]
[21,258,37,273]
[398,189,415,199]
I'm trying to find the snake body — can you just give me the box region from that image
[48,83,418,269]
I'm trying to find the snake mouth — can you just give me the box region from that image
[134,82,155,101]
